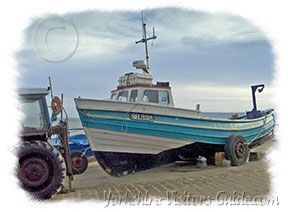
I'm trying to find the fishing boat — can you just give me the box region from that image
[74,20,275,176]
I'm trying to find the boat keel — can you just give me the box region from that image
[93,142,226,176]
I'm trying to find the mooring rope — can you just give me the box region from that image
[120,96,147,132]
[271,112,276,136]
[250,113,268,143]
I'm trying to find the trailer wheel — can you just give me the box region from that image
[17,141,66,200]
[71,151,88,175]
[225,135,249,166]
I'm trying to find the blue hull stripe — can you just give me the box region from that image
[77,109,275,145]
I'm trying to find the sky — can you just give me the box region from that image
[16,8,275,117]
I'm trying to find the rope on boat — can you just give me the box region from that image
[120,95,148,132]
[79,95,149,132]
[250,113,268,143]
[271,113,276,136]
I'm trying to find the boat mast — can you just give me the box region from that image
[135,12,157,74]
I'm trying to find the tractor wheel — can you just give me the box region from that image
[225,135,249,166]
[71,151,88,175]
[17,141,66,200]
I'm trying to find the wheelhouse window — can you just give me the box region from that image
[143,90,169,104]
[111,93,116,100]
[129,89,138,102]
[117,90,128,101]
[143,90,158,103]
[159,91,169,104]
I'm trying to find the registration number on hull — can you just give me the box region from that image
[130,113,154,122]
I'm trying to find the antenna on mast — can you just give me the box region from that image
[141,11,144,25]
[135,11,157,74]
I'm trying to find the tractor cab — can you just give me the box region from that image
[19,88,52,140]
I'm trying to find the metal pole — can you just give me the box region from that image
[143,23,149,71]
[61,93,63,121]
[135,12,157,74]
[48,76,54,101]
[252,87,257,111]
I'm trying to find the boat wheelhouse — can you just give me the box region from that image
[110,72,174,107]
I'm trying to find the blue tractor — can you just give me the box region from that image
[48,133,92,175]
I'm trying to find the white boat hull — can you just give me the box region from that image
[83,127,194,155]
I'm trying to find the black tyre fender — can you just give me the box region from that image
[17,141,66,200]
[70,150,88,175]
[224,135,249,166]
